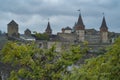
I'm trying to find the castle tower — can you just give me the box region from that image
[45,21,52,35]
[24,28,31,36]
[7,20,19,38]
[100,15,108,43]
[74,13,85,42]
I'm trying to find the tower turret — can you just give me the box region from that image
[74,13,85,42]
[100,15,108,43]
[45,21,52,35]
[7,20,19,38]
[24,28,31,36]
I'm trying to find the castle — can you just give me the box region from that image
[58,14,109,43]
[0,13,120,80]
[6,14,120,51]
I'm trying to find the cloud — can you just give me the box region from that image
[0,0,120,34]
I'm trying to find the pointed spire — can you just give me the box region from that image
[45,20,52,35]
[46,21,52,31]
[75,13,85,30]
[100,14,108,32]
[77,13,84,26]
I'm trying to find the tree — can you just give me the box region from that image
[32,32,49,40]
[63,37,120,80]
[0,41,88,80]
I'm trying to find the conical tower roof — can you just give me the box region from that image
[45,21,52,35]
[77,14,84,26]
[100,16,108,32]
[45,21,52,31]
[75,14,85,30]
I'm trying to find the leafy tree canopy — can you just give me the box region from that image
[63,37,120,80]
[33,31,49,40]
[0,41,88,80]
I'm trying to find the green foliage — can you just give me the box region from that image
[0,35,8,49]
[3,38,120,80]
[0,41,88,80]
[33,32,49,40]
[64,37,120,80]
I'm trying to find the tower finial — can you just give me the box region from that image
[77,9,81,14]
[102,12,105,17]
[48,18,50,22]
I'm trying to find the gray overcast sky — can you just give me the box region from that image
[0,0,120,34]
